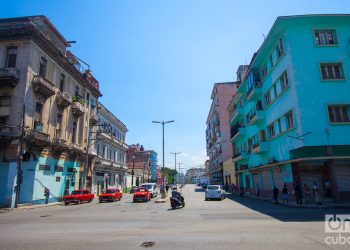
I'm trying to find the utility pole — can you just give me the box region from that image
[178,163,183,184]
[170,152,180,183]
[152,120,174,187]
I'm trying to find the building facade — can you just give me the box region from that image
[149,150,158,183]
[206,82,239,184]
[185,167,206,184]
[0,16,102,206]
[126,144,152,187]
[230,14,350,201]
[92,103,128,195]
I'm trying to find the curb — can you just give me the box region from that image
[227,193,350,209]
[0,202,62,213]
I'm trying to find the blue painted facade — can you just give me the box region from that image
[230,15,350,201]
[0,154,80,206]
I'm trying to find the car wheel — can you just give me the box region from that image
[150,193,153,198]
[99,199,102,203]
[171,204,176,209]
[77,199,81,205]
[88,199,92,203]
[64,201,68,206]
[205,198,208,201]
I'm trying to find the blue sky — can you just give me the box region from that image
[1,0,349,171]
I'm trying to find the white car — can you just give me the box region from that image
[205,185,226,201]
[141,183,158,198]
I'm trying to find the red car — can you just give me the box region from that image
[133,187,151,202]
[63,190,94,205]
[99,188,123,203]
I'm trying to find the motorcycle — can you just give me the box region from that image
[170,194,185,209]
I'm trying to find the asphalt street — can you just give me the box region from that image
[0,184,349,250]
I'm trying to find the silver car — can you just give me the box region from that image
[205,185,226,201]
[141,183,158,198]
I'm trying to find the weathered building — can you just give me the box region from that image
[0,16,101,206]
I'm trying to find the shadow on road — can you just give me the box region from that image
[225,194,350,222]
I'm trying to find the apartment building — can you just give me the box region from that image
[230,14,350,201]
[0,16,102,206]
[206,82,239,185]
[126,144,152,186]
[93,103,128,194]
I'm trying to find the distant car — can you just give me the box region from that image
[130,186,139,194]
[141,183,158,198]
[99,188,123,203]
[63,190,94,205]
[133,187,151,202]
[202,184,207,189]
[205,185,226,201]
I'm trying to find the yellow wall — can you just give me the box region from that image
[223,159,236,185]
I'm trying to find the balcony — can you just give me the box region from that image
[70,143,84,153]
[71,101,85,117]
[230,126,246,142]
[32,75,56,98]
[52,137,69,149]
[248,110,265,125]
[230,107,244,125]
[247,82,262,101]
[89,112,99,125]
[0,126,20,139]
[56,92,72,107]
[252,141,269,154]
[0,68,20,88]
[25,129,50,145]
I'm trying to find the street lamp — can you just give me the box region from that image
[131,154,135,186]
[152,120,174,186]
[170,152,180,184]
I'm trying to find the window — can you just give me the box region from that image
[268,124,275,138]
[0,95,11,106]
[269,55,274,68]
[56,176,61,182]
[314,29,337,45]
[277,38,284,57]
[285,111,294,130]
[0,117,7,125]
[86,93,90,105]
[55,166,64,172]
[261,64,268,78]
[59,73,65,92]
[72,121,77,143]
[280,72,289,91]
[34,102,43,131]
[5,47,18,68]
[39,164,51,171]
[56,113,63,138]
[39,57,47,77]
[328,105,350,123]
[320,63,344,80]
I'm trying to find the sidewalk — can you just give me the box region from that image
[0,202,62,213]
[227,192,350,209]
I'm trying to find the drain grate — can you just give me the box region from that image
[140,241,155,248]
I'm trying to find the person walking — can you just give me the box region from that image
[44,187,50,204]
[282,184,289,204]
[295,183,303,205]
[255,184,261,197]
[273,185,279,204]
[313,183,322,205]
[303,184,310,204]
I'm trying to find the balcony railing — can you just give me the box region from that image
[247,82,262,101]
[32,75,56,98]
[56,92,72,107]
[230,106,244,125]
[52,137,69,149]
[89,111,99,125]
[25,129,50,145]
[252,141,269,154]
[0,68,20,88]
[71,97,85,116]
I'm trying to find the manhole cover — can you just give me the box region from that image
[140,241,155,248]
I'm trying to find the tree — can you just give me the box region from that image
[160,167,178,184]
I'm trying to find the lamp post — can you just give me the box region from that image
[170,152,180,184]
[152,120,174,186]
[131,155,135,186]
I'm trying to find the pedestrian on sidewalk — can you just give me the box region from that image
[44,187,50,204]
[273,185,279,204]
[282,184,289,204]
[303,184,310,204]
[255,184,260,197]
[313,183,322,205]
[295,183,303,204]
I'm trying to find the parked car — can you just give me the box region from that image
[133,187,151,202]
[130,186,139,194]
[140,183,158,198]
[205,185,226,201]
[99,188,123,203]
[63,190,94,205]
